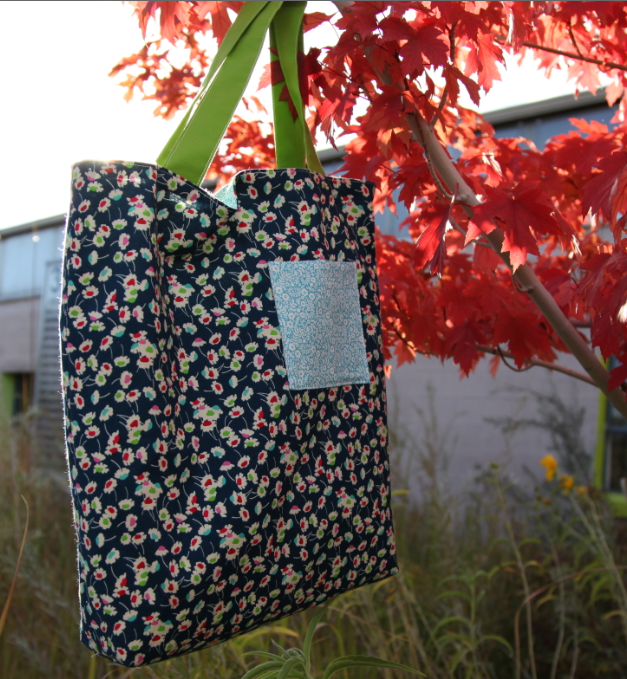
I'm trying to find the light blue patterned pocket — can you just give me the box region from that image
[268,260,370,390]
[213,181,238,208]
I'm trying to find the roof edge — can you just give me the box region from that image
[0,214,66,239]
[483,87,610,126]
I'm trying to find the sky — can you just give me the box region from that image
[0,1,588,231]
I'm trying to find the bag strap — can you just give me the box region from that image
[157,1,323,185]
[156,1,281,185]
[157,0,270,173]
[270,2,324,173]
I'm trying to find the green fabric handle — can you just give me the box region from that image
[157,0,323,184]
[270,2,324,174]
[269,18,305,170]
[157,1,282,185]
[158,1,270,171]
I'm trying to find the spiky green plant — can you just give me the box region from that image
[239,604,424,679]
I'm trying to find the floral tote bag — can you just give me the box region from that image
[60,1,398,667]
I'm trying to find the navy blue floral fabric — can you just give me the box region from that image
[60,161,398,667]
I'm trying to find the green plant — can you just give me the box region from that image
[434,568,513,678]
[0,496,28,641]
[239,604,424,679]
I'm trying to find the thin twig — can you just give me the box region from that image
[388,327,597,388]
[548,543,565,679]
[477,345,596,387]
[567,22,586,61]
[448,215,467,238]
[494,474,538,679]
[495,36,627,74]
[568,625,579,679]
[497,346,533,373]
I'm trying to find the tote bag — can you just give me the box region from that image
[60,1,398,667]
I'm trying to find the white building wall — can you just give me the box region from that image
[386,352,599,494]
[0,297,40,373]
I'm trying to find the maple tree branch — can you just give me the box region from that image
[386,329,597,388]
[570,318,591,329]
[407,109,627,416]
[413,120,454,200]
[332,2,627,415]
[449,22,458,66]
[430,88,448,131]
[495,36,627,74]
[357,50,627,418]
[477,345,596,388]
[387,311,597,388]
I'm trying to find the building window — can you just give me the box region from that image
[0,225,64,301]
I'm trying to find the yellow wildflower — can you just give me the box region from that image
[540,454,558,481]
[559,474,575,493]
[576,486,588,497]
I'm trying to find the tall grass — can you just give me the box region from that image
[1,392,627,678]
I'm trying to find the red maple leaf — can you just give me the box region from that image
[443,320,486,375]
[468,183,568,271]
[379,16,416,42]
[473,241,502,272]
[548,118,614,177]
[393,337,417,367]
[464,32,502,90]
[493,312,554,368]
[443,65,480,106]
[258,57,284,91]
[303,11,334,32]
[335,2,382,36]
[399,25,449,77]
[195,1,244,43]
[258,47,315,119]
[590,312,623,359]
[582,150,627,241]
[133,1,192,43]
[414,203,450,275]
[609,354,627,391]
[319,85,357,126]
